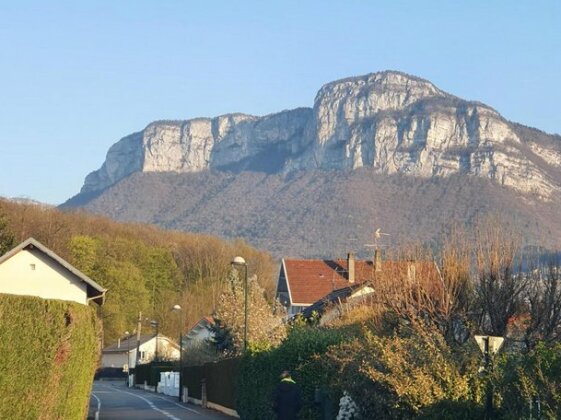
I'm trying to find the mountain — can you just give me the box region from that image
[63,71,561,257]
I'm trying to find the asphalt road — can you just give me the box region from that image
[89,381,234,420]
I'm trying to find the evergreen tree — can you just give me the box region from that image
[207,317,234,353]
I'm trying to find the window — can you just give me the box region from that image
[30,264,36,271]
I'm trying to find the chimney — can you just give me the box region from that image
[117,338,121,349]
[347,252,355,283]
[374,249,382,272]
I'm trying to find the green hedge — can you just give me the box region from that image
[0,295,100,419]
[237,326,353,420]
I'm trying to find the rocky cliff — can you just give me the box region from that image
[80,71,561,200]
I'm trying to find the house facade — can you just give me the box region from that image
[101,334,180,370]
[0,238,106,305]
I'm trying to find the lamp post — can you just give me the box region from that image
[172,304,184,402]
[125,331,130,387]
[231,256,248,352]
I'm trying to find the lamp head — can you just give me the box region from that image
[231,256,247,266]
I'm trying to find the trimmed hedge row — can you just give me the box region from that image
[0,295,100,419]
[237,326,353,420]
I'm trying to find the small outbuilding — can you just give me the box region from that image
[0,237,106,305]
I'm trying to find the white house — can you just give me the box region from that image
[184,316,215,348]
[101,334,180,370]
[0,237,106,305]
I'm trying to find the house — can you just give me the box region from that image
[184,316,215,348]
[301,282,376,325]
[276,253,376,316]
[276,251,439,316]
[0,237,106,305]
[101,334,180,370]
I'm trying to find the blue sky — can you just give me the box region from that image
[0,1,560,204]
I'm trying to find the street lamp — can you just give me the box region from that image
[231,256,248,352]
[172,304,184,402]
[125,331,130,387]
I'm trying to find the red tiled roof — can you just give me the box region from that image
[284,258,439,306]
[284,258,374,305]
[187,316,215,333]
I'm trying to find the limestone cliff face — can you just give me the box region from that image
[82,131,143,194]
[80,71,561,199]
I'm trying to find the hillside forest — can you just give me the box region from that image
[0,199,276,344]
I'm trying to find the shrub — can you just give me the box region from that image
[496,342,561,419]
[0,295,100,419]
[323,323,483,419]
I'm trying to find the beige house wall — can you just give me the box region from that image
[0,249,87,304]
[102,337,180,369]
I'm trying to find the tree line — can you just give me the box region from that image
[0,199,276,344]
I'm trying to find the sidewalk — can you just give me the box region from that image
[149,385,237,419]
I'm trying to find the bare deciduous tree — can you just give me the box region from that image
[474,218,527,336]
[524,257,561,347]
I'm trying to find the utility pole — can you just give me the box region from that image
[135,312,142,369]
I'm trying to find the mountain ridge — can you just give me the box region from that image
[63,70,561,257]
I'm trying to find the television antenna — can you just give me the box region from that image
[365,228,391,251]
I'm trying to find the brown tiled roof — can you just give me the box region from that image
[284,258,374,305]
[284,258,439,306]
